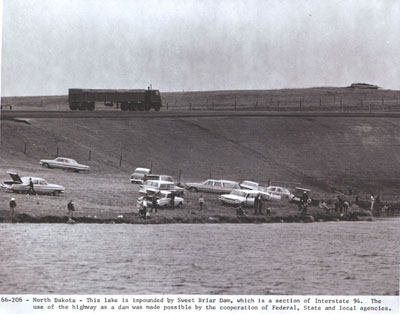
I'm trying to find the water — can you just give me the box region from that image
[0,219,399,295]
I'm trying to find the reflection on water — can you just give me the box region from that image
[0,219,399,295]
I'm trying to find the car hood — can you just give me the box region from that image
[7,172,22,183]
[220,194,245,201]
[40,159,52,163]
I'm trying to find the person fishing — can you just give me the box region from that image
[9,197,16,222]
[299,191,309,216]
[67,200,75,222]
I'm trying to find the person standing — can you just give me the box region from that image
[67,200,75,222]
[257,194,263,214]
[9,197,16,222]
[170,191,176,208]
[198,195,204,210]
[151,195,158,213]
[370,194,375,211]
[254,194,260,215]
[300,191,309,216]
[29,178,35,195]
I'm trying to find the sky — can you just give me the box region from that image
[1,0,399,96]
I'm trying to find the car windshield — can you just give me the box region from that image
[231,190,246,197]
[242,181,258,188]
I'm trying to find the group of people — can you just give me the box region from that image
[235,193,272,217]
[8,198,76,222]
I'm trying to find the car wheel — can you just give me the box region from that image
[52,191,60,196]
[189,187,198,193]
[43,163,50,168]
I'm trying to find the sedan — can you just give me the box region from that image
[1,172,65,196]
[220,189,259,206]
[40,157,90,172]
[265,186,292,199]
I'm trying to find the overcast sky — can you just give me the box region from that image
[1,0,399,96]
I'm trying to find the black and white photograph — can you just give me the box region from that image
[0,0,399,311]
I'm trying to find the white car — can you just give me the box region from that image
[240,180,260,190]
[136,192,184,210]
[1,172,65,196]
[220,189,260,206]
[220,189,281,206]
[266,186,292,199]
[130,167,151,184]
[139,180,184,196]
[40,157,90,172]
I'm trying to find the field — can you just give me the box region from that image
[1,87,400,223]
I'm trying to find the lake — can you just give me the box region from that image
[0,219,399,295]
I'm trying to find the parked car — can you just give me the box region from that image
[289,187,312,204]
[239,180,260,190]
[39,157,90,172]
[139,180,184,196]
[0,172,65,196]
[130,167,151,184]
[145,174,174,183]
[185,179,240,194]
[220,189,259,206]
[266,186,292,199]
[136,191,184,210]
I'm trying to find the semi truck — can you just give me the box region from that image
[68,87,162,111]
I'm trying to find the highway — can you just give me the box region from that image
[2,110,400,120]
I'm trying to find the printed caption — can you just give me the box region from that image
[0,296,396,313]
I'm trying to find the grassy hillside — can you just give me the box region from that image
[1,115,400,197]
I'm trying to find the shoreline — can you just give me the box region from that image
[0,211,377,224]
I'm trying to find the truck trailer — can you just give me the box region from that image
[68,88,162,111]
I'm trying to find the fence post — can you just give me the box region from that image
[319,99,322,107]
[89,150,91,161]
[119,156,122,169]
[24,143,27,154]
[150,163,153,172]
[56,147,59,157]
[166,103,169,110]
[209,171,212,179]
[178,170,182,184]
